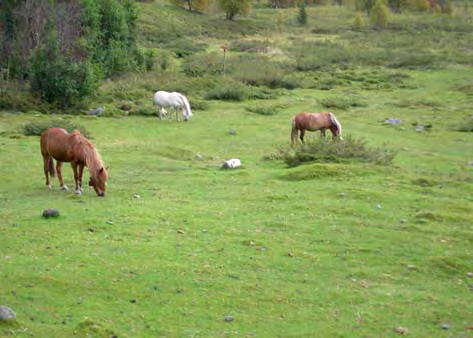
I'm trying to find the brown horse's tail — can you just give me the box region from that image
[290,117,298,147]
[47,157,56,177]
[329,113,343,140]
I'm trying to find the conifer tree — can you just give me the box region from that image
[370,0,390,30]
[297,1,308,26]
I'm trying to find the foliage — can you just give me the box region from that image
[204,80,248,101]
[28,22,100,109]
[217,0,251,20]
[230,56,295,89]
[370,0,390,30]
[278,136,397,166]
[181,52,223,77]
[245,103,288,116]
[21,119,90,137]
[452,115,473,132]
[0,0,143,108]
[319,95,368,109]
[353,11,365,30]
[169,0,210,12]
[297,1,308,26]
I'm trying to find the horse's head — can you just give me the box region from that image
[89,167,108,197]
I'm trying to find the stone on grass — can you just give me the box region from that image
[0,306,16,321]
[42,208,60,218]
[220,158,241,169]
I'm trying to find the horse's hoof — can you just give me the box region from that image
[46,185,52,190]
[60,186,68,191]
[75,190,82,195]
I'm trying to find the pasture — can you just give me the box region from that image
[1,1,473,337]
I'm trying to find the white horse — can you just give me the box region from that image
[152,91,193,121]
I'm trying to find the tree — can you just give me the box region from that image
[0,0,144,108]
[29,20,99,108]
[353,11,364,30]
[217,0,251,20]
[357,0,376,15]
[370,0,390,30]
[297,1,308,25]
[170,0,210,12]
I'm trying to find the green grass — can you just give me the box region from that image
[1,1,473,337]
[1,70,472,336]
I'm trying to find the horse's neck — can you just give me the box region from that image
[76,137,102,171]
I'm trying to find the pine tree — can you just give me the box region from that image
[353,12,364,30]
[370,0,390,30]
[297,1,308,26]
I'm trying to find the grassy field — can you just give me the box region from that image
[1,1,473,337]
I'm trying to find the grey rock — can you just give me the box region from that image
[42,208,60,218]
[0,306,16,321]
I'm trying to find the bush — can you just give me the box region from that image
[204,81,248,101]
[182,52,223,77]
[319,96,367,110]
[245,103,288,116]
[453,115,473,132]
[22,119,91,137]
[273,136,397,167]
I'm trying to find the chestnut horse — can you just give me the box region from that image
[40,128,108,197]
[291,112,343,147]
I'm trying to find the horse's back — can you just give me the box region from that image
[293,112,331,131]
[41,128,77,162]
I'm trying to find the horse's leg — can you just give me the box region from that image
[71,163,82,195]
[299,130,306,144]
[56,162,68,190]
[320,128,326,139]
[78,164,85,193]
[43,155,52,189]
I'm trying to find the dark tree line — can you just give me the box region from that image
[0,0,146,108]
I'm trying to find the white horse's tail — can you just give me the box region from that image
[179,94,192,119]
[329,113,343,140]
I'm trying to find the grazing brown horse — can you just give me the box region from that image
[291,112,343,147]
[40,128,108,197]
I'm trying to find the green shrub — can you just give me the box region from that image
[204,82,248,101]
[319,96,367,110]
[245,103,288,116]
[190,100,210,111]
[274,136,397,167]
[453,115,473,132]
[230,56,296,89]
[131,106,156,117]
[181,52,223,77]
[22,119,91,137]
[247,86,280,100]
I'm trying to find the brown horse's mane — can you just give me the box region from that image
[70,130,104,176]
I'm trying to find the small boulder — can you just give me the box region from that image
[0,306,16,321]
[220,158,241,169]
[42,208,60,218]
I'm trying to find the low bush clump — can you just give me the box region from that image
[22,119,91,138]
[204,82,248,101]
[245,103,288,116]
[273,136,397,167]
[453,115,473,132]
[319,96,367,110]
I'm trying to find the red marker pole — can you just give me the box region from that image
[221,46,228,76]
